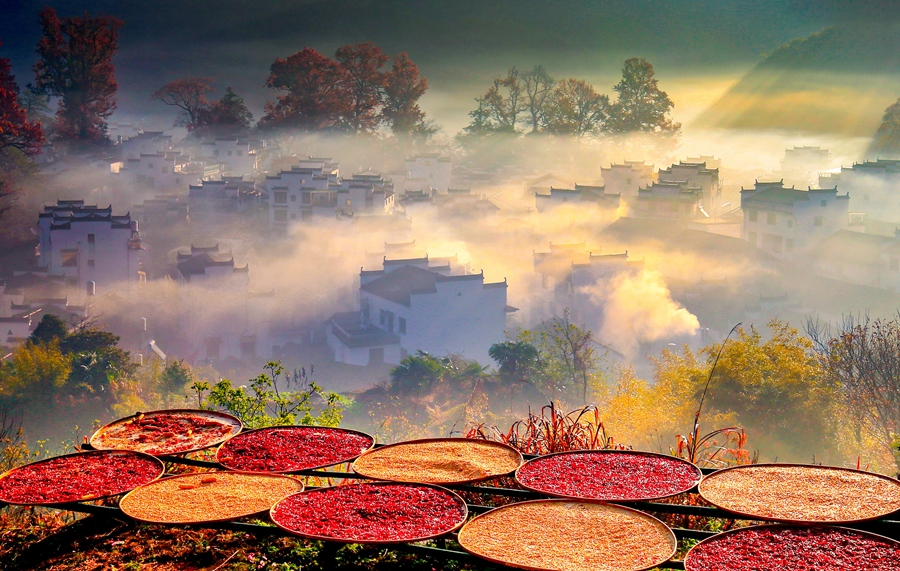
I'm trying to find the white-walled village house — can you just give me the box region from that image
[657,161,720,216]
[38,200,148,294]
[741,180,849,259]
[600,161,655,199]
[402,154,451,196]
[327,256,513,366]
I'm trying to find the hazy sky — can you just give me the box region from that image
[2,0,896,132]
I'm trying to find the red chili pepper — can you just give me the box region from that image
[218,427,373,472]
[685,526,900,570]
[517,451,701,500]
[0,451,162,504]
[270,483,466,542]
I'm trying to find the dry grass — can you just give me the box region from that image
[466,403,622,455]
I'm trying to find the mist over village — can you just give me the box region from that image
[2,2,900,570]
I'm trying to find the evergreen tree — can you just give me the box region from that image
[605,58,680,134]
[195,87,253,139]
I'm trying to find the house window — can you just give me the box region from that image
[786,239,793,252]
[892,257,899,271]
[749,210,758,222]
[301,192,311,205]
[237,150,243,156]
[379,310,386,325]
[228,151,232,156]
[61,251,78,267]
[274,191,287,204]
[148,163,153,169]
[814,216,824,226]
[213,150,219,156]
[767,212,776,225]
[787,220,793,228]
[821,200,827,207]
[87,259,95,267]
[290,195,297,202]
[87,234,95,244]
[161,166,168,173]
[290,213,297,220]
[346,199,352,206]
[399,317,406,334]
[748,231,757,245]
[273,209,288,222]
[626,178,632,185]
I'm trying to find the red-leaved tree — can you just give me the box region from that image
[334,43,388,134]
[381,52,431,138]
[32,8,122,147]
[151,77,215,131]
[1,40,44,216]
[260,47,348,132]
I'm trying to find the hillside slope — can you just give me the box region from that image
[693,23,900,136]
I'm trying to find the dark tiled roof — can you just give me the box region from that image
[177,253,237,281]
[360,265,438,306]
[329,311,400,348]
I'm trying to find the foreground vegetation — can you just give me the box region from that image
[0,310,896,569]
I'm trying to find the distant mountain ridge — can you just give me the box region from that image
[694,22,900,137]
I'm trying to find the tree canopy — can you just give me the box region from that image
[335,43,389,134]
[151,77,215,131]
[381,52,432,139]
[459,58,679,144]
[606,57,680,134]
[543,78,609,138]
[32,8,122,147]
[194,87,253,139]
[260,43,431,137]
[0,40,44,216]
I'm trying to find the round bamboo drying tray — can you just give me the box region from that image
[698,463,900,524]
[0,450,164,506]
[515,449,702,501]
[270,482,467,544]
[119,471,303,524]
[351,437,522,485]
[457,499,677,571]
[684,524,900,571]
[90,408,242,456]
[216,425,374,473]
